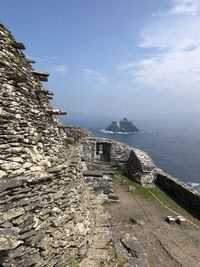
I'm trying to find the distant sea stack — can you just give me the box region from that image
[105,117,139,133]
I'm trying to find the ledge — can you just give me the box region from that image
[10,41,26,50]
[35,88,54,95]
[46,109,67,116]
[32,71,49,82]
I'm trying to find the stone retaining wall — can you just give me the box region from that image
[156,170,200,218]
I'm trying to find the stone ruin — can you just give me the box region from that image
[0,22,200,267]
[81,137,200,218]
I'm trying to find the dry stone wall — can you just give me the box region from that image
[0,23,67,180]
[0,148,96,266]
[81,137,156,185]
[81,137,200,218]
[156,170,200,218]
[0,23,106,266]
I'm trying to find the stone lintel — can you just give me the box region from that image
[35,88,54,95]
[10,41,26,50]
[32,71,49,81]
[57,125,71,129]
[46,109,67,116]
[83,171,103,177]
[32,71,49,77]
[26,58,36,64]
[43,89,54,95]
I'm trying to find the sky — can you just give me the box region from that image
[1,0,200,128]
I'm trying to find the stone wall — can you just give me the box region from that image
[156,170,200,218]
[81,138,133,171]
[0,23,106,266]
[81,137,200,217]
[1,21,200,267]
[81,137,156,185]
[0,148,96,266]
[0,23,68,180]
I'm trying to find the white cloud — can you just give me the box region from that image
[51,64,69,74]
[118,0,200,92]
[82,68,105,81]
[169,0,200,16]
[154,0,200,17]
[119,46,200,91]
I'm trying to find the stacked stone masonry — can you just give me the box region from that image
[81,137,200,218]
[1,21,200,267]
[81,137,156,185]
[0,23,111,266]
[0,23,67,179]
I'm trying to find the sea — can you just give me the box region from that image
[90,127,200,192]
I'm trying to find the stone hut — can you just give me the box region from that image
[0,23,106,267]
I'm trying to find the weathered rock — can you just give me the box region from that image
[128,185,135,192]
[0,170,7,179]
[1,161,22,171]
[0,236,23,250]
[0,207,25,224]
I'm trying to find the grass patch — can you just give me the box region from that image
[69,259,79,267]
[100,242,126,267]
[118,173,200,226]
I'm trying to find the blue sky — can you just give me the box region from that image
[1,0,200,127]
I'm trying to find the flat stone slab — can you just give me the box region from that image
[176,216,186,225]
[165,215,176,224]
[83,171,103,177]
[102,171,115,175]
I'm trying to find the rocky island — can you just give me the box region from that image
[104,117,139,133]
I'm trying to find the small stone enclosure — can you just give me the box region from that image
[81,137,200,218]
[81,137,156,184]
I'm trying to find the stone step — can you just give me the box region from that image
[102,171,115,175]
[108,194,119,201]
[83,171,103,177]
[107,199,120,203]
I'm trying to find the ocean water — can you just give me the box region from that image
[91,128,200,192]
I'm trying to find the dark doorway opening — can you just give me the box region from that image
[96,142,111,161]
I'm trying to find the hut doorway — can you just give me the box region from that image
[96,142,111,161]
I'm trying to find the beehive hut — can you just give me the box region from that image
[0,23,106,266]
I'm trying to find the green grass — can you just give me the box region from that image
[118,174,200,226]
[69,260,79,267]
[100,242,127,267]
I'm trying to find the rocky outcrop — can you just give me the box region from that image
[105,118,139,133]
